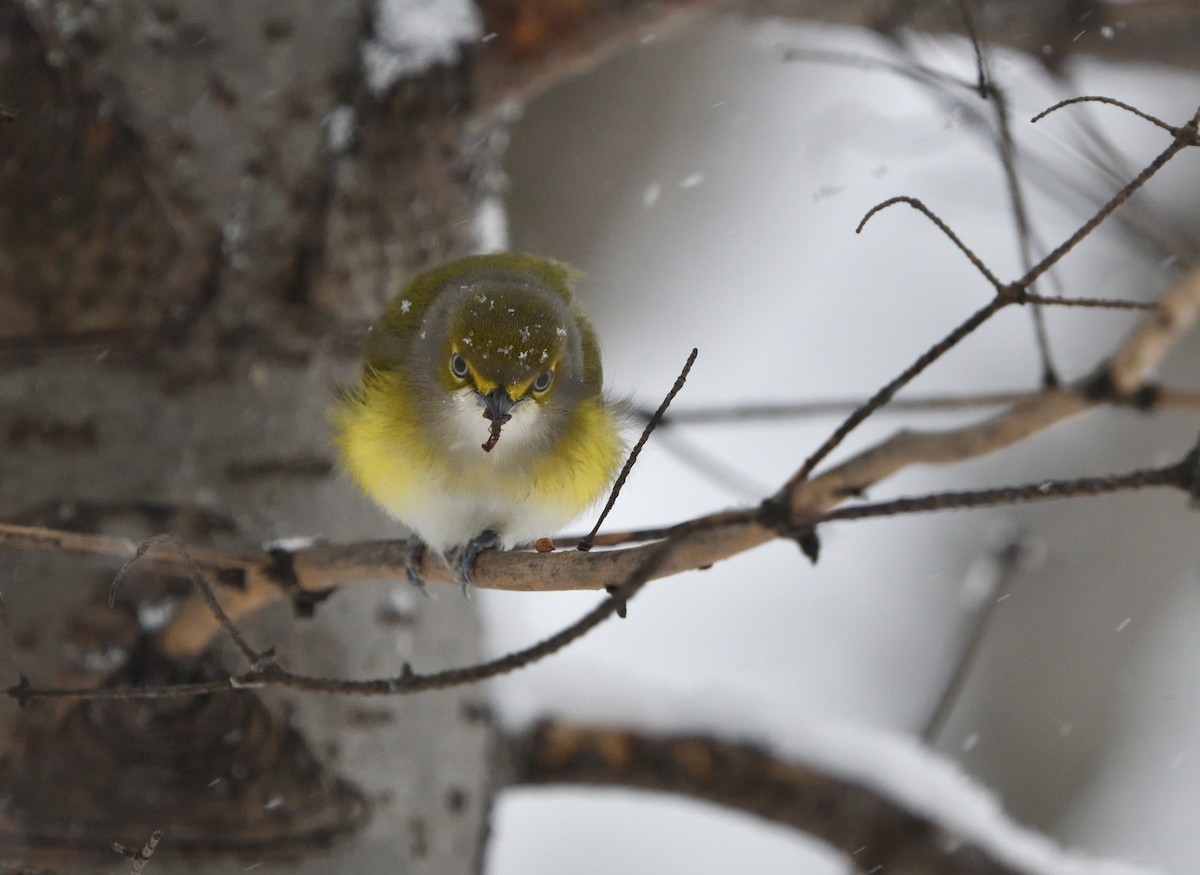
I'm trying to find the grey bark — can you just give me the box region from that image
[1,1,497,872]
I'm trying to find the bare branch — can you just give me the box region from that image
[579,348,698,552]
[923,535,1028,744]
[856,196,1003,290]
[1019,106,1200,289]
[1031,95,1180,133]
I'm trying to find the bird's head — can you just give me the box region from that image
[372,254,600,455]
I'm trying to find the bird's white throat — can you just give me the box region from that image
[441,387,551,461]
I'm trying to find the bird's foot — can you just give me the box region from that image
[451,529,500,600]
[403,539,430,597]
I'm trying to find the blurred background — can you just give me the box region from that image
[480,15,1200,874]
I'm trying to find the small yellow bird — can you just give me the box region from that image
[334,253,625,589]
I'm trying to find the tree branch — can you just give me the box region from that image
[505,721,1022,875]
[2,263,1198,661]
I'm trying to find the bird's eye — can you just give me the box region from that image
[450,353,469,379]
[532,371,553,393]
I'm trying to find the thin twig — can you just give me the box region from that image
[796,105,1199,484]
[788,294,1008,486]
[923,535,1027,744]
[1023,294,1153,310]
[991,86,1059,385]
[857,196,1003,290]
[955,0,988,98]
[578,348,698,552]
[111,534,267,668]
[1031,96,1180,133]
[1019,106,1200,289]
[112,830,163,875]
[817,464,1181,524]
[955,0,1058,384]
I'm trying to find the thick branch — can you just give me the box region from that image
[505,721,1024,875]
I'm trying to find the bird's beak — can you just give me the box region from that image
[480,387,515,424]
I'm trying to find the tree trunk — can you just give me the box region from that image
[0,2,495,871]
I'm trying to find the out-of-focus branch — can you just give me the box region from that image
[505,721,1025,875]
[473,0,1200,116]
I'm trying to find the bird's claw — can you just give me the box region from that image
[403,539,430,597]
[453,529,500,600]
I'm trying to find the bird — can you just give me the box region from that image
[333,252,625,593]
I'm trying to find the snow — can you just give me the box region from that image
[474,196,510,253]
[491,787,845,875]
[136,598,177,633]
[361,0,481,94]
[488,666,1159,875]
[323,104,357,153]
[263,535,319,552]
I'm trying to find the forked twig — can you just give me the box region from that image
[923,533,1027,744]
[800,104,1199,482]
